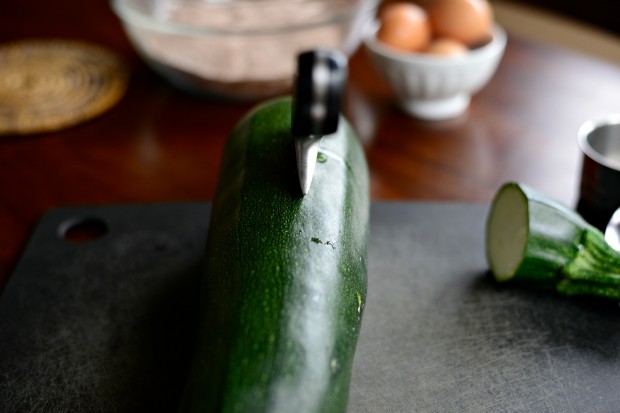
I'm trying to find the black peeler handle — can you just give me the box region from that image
[291,49,348,137]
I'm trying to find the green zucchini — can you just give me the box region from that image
[486,182,620,299]
[179,97,369,413]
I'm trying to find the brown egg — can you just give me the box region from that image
[426,38,469,56]
[427,0,493,46]
[376,2,431,52]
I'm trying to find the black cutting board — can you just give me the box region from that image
[1,202,619,412]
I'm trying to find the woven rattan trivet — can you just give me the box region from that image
[0,39,129,135]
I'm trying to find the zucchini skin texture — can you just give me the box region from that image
[179,97,370,413]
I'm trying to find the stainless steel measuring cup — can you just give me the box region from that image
[577,115,620,230]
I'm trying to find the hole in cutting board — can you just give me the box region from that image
[58,216,108,243]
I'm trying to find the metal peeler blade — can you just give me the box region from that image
[295,136,322,195]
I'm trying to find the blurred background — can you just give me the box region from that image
[491,0,620,65]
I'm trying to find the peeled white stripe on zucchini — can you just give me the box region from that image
[486,182,620,299]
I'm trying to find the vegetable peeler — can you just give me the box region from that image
[291,49,348,195]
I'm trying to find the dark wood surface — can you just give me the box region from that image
[515,0,620,36]
[3,0,620,289]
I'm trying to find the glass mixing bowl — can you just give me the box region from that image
[112,0,376,100]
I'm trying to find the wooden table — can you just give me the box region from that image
[3,0,620,289]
